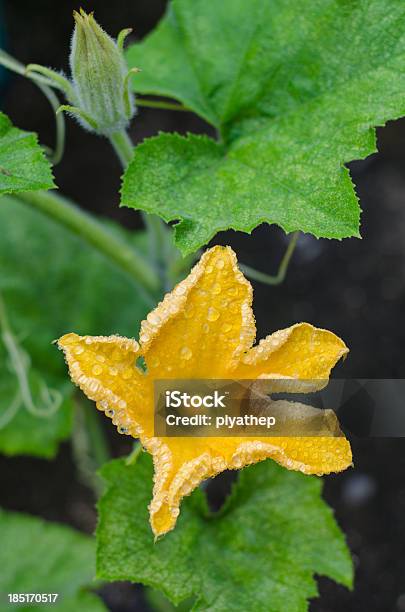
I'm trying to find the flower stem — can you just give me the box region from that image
[12,190,160,301]
[109,130,134,167]
[241,232,300,286]
[125,442,143,466]
[109,130,169,284]
[136,98,189,112]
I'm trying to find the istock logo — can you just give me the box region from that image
[165,390,227,409]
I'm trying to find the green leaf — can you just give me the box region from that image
[0,508,107,612]
[97,454,353,611]
[124,0,405,253]
[0,112,54,194]
[0,196,149,458]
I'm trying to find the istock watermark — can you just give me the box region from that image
[154,379,405,437]
[165,389,228,409]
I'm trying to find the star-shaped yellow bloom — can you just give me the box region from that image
[58,246,352,537]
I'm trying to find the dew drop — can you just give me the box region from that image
[216,259,225,269]
[175,284,187,296]
[118,425,128,435]
[112,349,122,361]
[207,307,220,322]
[211,283,221,295]
[180,346,192,360]
[109,367,118,376]
[96,355,106,363]
[227,286,238,297]
[222,323,232,333]
[118,400,127,409]
[140,333,150,343]
[147,312,161,325]
[92,365,103,375]
[206,265,214,274]
[74,345,84,355]
[85,337,92,345]
[106,408,115,417]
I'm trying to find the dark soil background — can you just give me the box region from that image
[1,1,405,611]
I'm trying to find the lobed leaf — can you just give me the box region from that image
[124,0,405,253]
[0,112,54,194]
[0,508,107,611]
[97,453,353,611]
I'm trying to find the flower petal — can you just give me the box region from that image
[229,436,352,476]
[58,333,153,436]
[148,426,352,537]
[139,245,255,377]
[233,323,348,385]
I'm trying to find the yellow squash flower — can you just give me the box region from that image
[58,246,352,537]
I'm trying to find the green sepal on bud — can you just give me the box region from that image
[25,9,138,136]
[68,9,137,135]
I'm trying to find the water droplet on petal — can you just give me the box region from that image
[74,345,84,355]
[175,284,187,296]
[207,307,220,322]
[96,354,105,363]
[92,365,103,375]
[140,333,150,343]
[212,283,221,295]
[222,323,232,333]
[228,286,238,297]
[216,259,225,269]
[109,367,118,376]
[180,346,192,360]
[147,312,161,325]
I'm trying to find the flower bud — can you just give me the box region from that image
[69,9,135,135]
